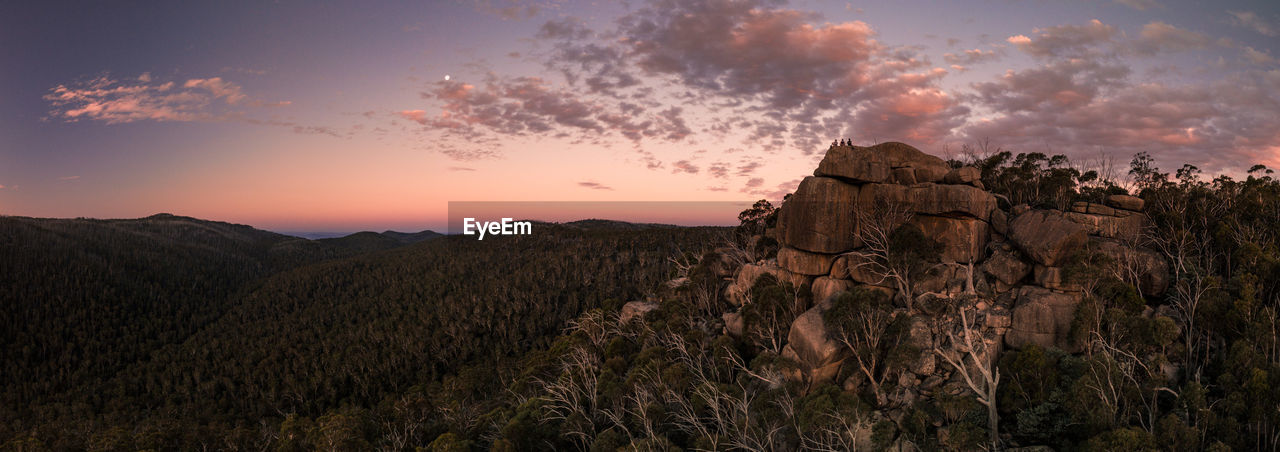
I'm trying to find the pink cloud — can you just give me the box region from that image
[943,48,1002,66]
[671,160,700,174]
[1228,10,1279,37]
[578,181,613,190]
[45,74,285,124]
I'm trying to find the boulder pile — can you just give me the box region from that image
[716,141,1169,400]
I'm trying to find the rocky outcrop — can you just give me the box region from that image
[784,302,849,386]
[912,215,989,263]
[694,140,1186,450]
[620,300,659,323]
[1009,210,1088,266]
[777,177,861,253]
[1106,194,1145,212]
[1032,265,1082,292]
[811,277,855,304]
[1005,286,1083,351]
[830,252,895,287]
[722,312,744,338]
[982,246,1032,288]
[858,183,997,220]
[1062,210,1146,241]
[726,262,813,305]
[714,139,1171,438]
[778,246,837,275]
[943,166,981,186]
[815,142,949,184]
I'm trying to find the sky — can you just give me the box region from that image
[2,0,1279,233]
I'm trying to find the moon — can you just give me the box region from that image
[444,75,450,81]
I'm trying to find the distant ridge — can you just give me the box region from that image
[281,229,443,242]
[499,218,680,232]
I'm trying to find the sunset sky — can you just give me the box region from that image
[2,0,1279,233]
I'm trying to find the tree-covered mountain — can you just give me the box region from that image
[0,215,725,450]
[0,213,357,419]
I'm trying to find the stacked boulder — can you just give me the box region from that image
[719,141,1170,398]
[724,142,1004,388]
[1003,195,1167,351]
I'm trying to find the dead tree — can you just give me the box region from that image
[936,307,1001,450]
[829,295,895,407]
[1087,332,1179,435]
[850,201,919,309]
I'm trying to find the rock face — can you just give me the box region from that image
[943,166,981,185]
[715,140,1168,433]
[1005,286,1082,351]
[912,215,989,263]
[1071,201,1116,217]
[778,246,837,275]
[722,312,745,338]
[1063,211,1146,241]
[777,177,861,253]
[1009,210,1088,266]
[983,247,1031,287]
[620,301,659,323]
[1033,265,1082,292]
[815,142,949,184]
[858,183,996,220]
[1106,194,1145,211]
[726,262,813,305]
[811,277,855,304]
[785,302,849,386]
[830,252,892,287]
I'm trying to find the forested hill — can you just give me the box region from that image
[0,213,427,425]
[0,214,727,449]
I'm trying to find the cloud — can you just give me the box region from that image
[401,5,1279,181]
[577,181,613,190]
[1228,10,1278,37]
[448,166,477,172]
[45,74,286,124]
[291,125,343,137]
[1006,19,1118,59]
[671,160,700,174]
[1130,22,1214,55]
[469,0,553,20]
[537,18,641,95]
[943,48,1002,66]
[1114,0,1159,11]
[960,62,1280,175]
[397,110,428,123]
[406,0,978,162]
[741,177,802,200]
[183,78,248,104]
[606,0,975,146]
[708,162,730,178]
[848,67,969,144]
[403,74,709,159]
[1243,46,1276,65]
[618,0,884,112]
[970,58,1130,112]
[413,77,602,135]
